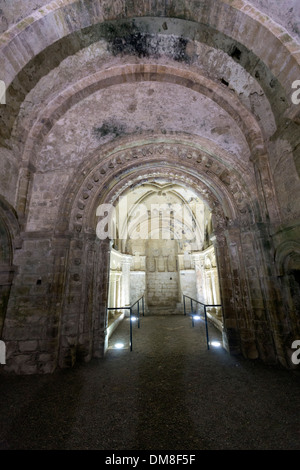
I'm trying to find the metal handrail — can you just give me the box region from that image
[182,294,222,350]
[107,294,145,351]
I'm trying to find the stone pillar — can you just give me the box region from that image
[242,223,283,365]
[0,266,15,337]
[225,225,260,359]
[192,253,206,304]
[94,238,111,357]
[213,229,241,355]
[77,235,98,363]
[111,273,117,308]
[16,165,33,225]
[56,235,79,369]
[206,271,213,304]
[115,271,121,309]
[223,223,278,363]
[211,269,220,305]
[108,271,115,310]
[122,255,132,308]
[251,152,280,223]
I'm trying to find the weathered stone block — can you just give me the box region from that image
[19,340,38,352]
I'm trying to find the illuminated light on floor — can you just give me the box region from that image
[193,315,201,321]
[114,343,125,349]
[210,341,222,348]
[130,316,137,322]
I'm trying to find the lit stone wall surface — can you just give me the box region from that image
[0,0,299,373]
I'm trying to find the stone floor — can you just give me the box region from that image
[0,314,300,451]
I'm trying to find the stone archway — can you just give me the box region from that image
[109,180,217,317]
[50,137,282,369]
[2,1,299,374]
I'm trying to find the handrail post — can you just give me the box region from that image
[182,293,222,350]
[137,301,140,328]
[130,307,133,351]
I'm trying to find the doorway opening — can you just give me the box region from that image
[101,179,223,346]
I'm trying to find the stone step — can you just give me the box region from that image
[147,305,183,315]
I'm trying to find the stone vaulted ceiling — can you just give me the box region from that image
[0,0,300,237]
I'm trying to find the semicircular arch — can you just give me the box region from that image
[55,138,259,238]
[21,63,265,170]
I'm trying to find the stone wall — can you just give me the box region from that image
[179,270,197,301]
[0,0,300,373]
[130,271,145,307]
[0,148,19,209]
[146,271,179,312]
[3,236,58,374]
